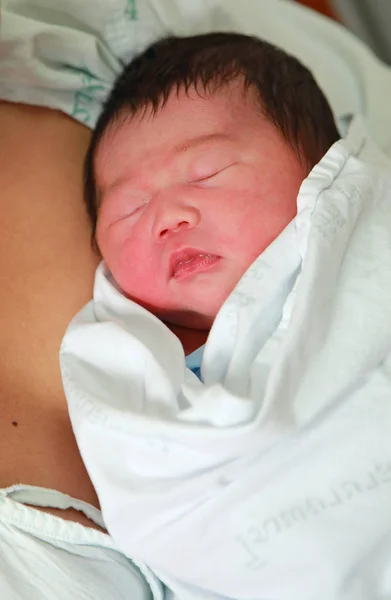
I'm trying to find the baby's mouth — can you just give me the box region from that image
[170,248,221,280]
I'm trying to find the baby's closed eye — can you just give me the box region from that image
[190,162,238,185]
[104,193,150,228]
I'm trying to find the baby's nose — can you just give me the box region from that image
[154,204,200,240]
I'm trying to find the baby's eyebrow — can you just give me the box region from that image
[173,133,234,154]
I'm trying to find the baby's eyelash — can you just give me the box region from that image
[192,163,237,183]
[129,204,146,216]
[108,204,146,228]
[193,170,222,183]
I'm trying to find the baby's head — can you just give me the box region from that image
[85,33,339,330]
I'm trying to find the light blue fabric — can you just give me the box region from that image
[185,345,205,380]
[0,485,163,600]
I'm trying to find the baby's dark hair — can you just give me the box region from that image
[84,32,340,237]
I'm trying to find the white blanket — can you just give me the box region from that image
[61,119,391,600]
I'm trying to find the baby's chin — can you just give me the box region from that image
[124,291,218,330]
[127,285,234,332]
[156,287,236,332]
[159,307,215,331]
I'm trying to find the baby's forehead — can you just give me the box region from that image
[98,81,259,152]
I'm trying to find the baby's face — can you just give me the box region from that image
[95,83,307,329]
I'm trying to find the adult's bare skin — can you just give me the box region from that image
[0,102,101,527]
[0,102,206,529]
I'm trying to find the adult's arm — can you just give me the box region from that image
[0,102,100,506]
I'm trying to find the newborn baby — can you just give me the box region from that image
[61,33,391,600]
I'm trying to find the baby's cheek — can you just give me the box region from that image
[117,247,161,303]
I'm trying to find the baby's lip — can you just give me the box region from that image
[169,247,220,279]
